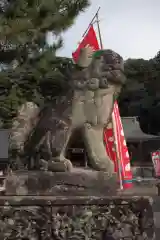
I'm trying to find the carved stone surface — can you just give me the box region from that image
[0,203,52,240]
[10,102,40,153]
[0,196,155,240]
[0,171,158,239]
[4,170,119,196]
[3,170,159,197]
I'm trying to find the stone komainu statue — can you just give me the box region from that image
[10,46,126,176]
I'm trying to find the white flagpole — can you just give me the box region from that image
[112,110,123,190]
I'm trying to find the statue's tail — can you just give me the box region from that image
[9,102,40,153]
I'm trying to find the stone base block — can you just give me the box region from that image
[4,169,119,196]
[0,170,159,239]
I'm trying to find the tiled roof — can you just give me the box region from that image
[122,117,160,142]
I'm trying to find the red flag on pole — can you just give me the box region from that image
[72,24,133,189]
[72,25,100,62]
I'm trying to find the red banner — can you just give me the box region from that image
[151,151,160,177]
[104,103,133,189]
[72,25,132,189]
[104,122,118,173]
[72,25,99,62]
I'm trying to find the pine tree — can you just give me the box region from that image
[0,0,90,127]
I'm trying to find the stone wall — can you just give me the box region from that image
[0,196,155,240]
[0,170,159,240]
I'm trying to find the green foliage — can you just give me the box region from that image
[120,55,157,115]
[0,0,90,127]
[119,52,160,135]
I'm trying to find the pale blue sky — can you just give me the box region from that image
[47,0,160,60]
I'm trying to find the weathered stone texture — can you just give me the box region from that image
[0,203,52,240]
[4,170,119,196]
[0,197,154,240]
[0,171,157,239]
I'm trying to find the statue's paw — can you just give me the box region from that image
[64,159,73,172]
[91,158,114,176]
[102,160,114,176]
[39,159,48,171]
[48,158,73,172]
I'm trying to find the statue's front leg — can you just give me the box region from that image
[47,125,73,172]
[83,123,114,174]
[48,91,86,171]
[83,88,116,175]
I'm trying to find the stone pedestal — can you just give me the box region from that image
[0,170,159,239]
[4,169,119,196]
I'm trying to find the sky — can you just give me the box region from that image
[47,0,160,60]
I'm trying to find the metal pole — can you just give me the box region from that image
[82,7,101,38]
[95,11,103,49]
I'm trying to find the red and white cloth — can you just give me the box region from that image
[104,102,133,189]
[151,151,160,177]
